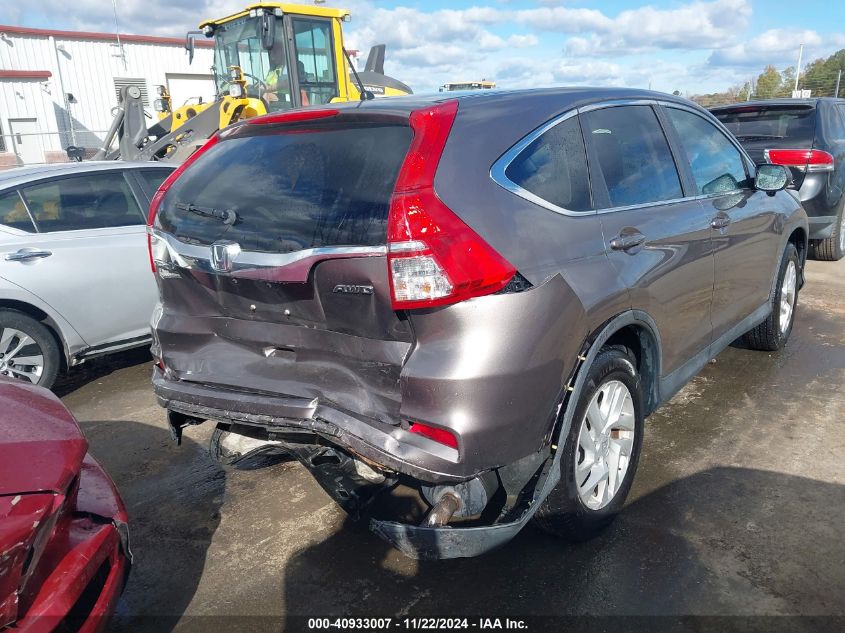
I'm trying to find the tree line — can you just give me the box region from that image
[691,48,845,107]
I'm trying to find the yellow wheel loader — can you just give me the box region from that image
[89,2,411,163]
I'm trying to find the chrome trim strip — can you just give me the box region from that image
[490,97,756,218]
[150,229,387,283]
[576,98,659,114]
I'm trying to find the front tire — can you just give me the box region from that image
[743,243,800,351]
[0,310,60,389]
[534,347,645,541]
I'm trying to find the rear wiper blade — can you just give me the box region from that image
[734,134,784,141]
[176,202,237,225]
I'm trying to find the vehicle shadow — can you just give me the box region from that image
[279,467,844,629]
[78,418,225,633]
[52,347,152,398]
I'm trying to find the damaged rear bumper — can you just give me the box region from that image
[154,366,487,484]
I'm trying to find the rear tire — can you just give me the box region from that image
[809,205,845,261]
[534,347,644,541]
[743,243,800,351]
[0,309,60,389]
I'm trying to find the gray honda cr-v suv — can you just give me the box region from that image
[147,88,806,559]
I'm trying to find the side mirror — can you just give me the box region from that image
[184,30,203,64]
[755,164,790,194]
[261,12,276,50]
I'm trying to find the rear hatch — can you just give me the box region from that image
[712,103,817,187]
[150,111,415,425]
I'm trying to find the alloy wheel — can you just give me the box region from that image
[575,379,636,510]
[0,327,44,384]
[780,260,797,335]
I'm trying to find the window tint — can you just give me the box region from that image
[583,106,682,208]
[0,190,35,232]
[158,124,413,253]
[504,115,591,212]
[666,107,749,195]
[138,169,173,198]
[713,106,816,145]
[21,172,145,232]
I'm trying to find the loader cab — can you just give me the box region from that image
[202,4,350,112]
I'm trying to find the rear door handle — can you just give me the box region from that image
[5,249,53,262]
[609,232,646,251]
[710,215,731,230]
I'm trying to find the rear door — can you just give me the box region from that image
[583,103,715,380]
[151,118,414,424]
[662,105,779,342]
[1,170,157,348]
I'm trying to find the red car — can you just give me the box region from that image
[0,379,130,632]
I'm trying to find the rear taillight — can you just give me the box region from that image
[765,148,834,173]
[387,100,516,310]
[408,421,458,449]
[146,134,221,272]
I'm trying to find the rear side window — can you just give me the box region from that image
[713,106,816,145]
[0,190,36,232]
[21,173,145,232]
[137,169,174,199]
[665,107,750,195]
[824,104,845,142]
[158,124,412,253]
[583,105,683,208]
[503,115,592,212]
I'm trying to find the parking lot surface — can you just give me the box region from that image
[59,258,845,632]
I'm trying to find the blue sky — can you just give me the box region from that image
[2,0,843,94]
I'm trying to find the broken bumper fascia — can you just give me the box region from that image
[370,458,562,560]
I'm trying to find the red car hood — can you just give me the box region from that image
[0,379,87,496]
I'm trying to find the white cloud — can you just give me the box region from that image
[708,29,825,67]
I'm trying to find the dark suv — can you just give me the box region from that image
[711,98,845,260]
[148,88,806,559]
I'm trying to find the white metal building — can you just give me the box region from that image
[0,24,215,167]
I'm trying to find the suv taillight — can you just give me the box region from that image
[146,134,221,272]
[765,148,834,173]
[387,100,516,310]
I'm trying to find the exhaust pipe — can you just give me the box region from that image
[424,492,461,527]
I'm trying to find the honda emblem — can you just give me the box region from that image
[210,241,241,273]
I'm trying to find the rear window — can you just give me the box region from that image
[713,106,816,145]
[158,124,412,253]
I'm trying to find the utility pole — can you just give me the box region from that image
[836,69,842,98]
[794,43,804,93]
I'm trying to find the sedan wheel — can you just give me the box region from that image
[0,328,45,383]
[575,379,636,510]
[0,310,60,389]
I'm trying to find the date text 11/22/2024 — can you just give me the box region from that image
[307,618,529,630]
